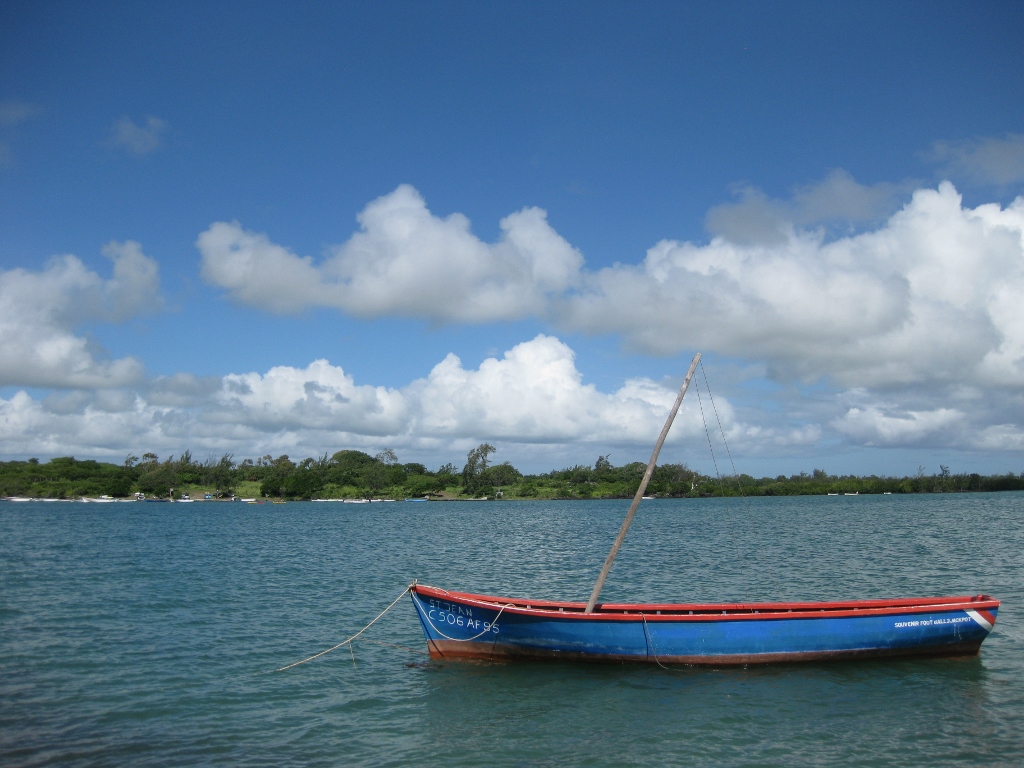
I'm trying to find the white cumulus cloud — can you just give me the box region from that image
[0,241,162,388]
[832,405,965,447]
[4,329,1021,465]
[409,334,707,445]
[10,167,1024,465]
[188,175,1024,458]
[198,184,583,321]
[216,360,409,436]
[561,182,1024,391]
[198,178,1024,396]
[0,336,725,466]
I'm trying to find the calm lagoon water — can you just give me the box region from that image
[2,493,1022,766]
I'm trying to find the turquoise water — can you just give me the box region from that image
[2,493,1022,766]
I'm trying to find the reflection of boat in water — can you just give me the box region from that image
[410,353,1000,665]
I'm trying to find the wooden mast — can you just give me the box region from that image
[584,352,702,614]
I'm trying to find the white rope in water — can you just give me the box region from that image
[275,584,413,672]
[414,598,515,642]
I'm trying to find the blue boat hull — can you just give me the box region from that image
[410,586,998,665]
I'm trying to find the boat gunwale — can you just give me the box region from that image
[412,584,999,622]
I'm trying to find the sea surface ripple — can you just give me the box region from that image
[2,493,1022,766]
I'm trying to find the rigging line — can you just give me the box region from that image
[695,376,728,499]
[274,584,412,672]
[695,374,745,592]
[700,366,765,593]
[700,361,749,509]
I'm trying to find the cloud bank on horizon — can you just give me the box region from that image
[3,170,1023,467]
[0,335,720,464]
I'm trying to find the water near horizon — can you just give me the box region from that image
[2,493,1022,766]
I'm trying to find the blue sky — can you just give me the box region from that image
[2,1,1024,476]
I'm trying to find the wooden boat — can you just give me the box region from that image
[410,353,1000,665]
[410,585,998,664]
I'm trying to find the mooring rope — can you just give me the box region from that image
[414,598,515,642]
[275,584,413,672]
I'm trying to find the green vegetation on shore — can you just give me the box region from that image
[1,448,1022,500]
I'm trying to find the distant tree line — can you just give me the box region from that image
[1,450,1022,500]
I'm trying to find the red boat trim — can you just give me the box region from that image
[412,584,1000,623]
